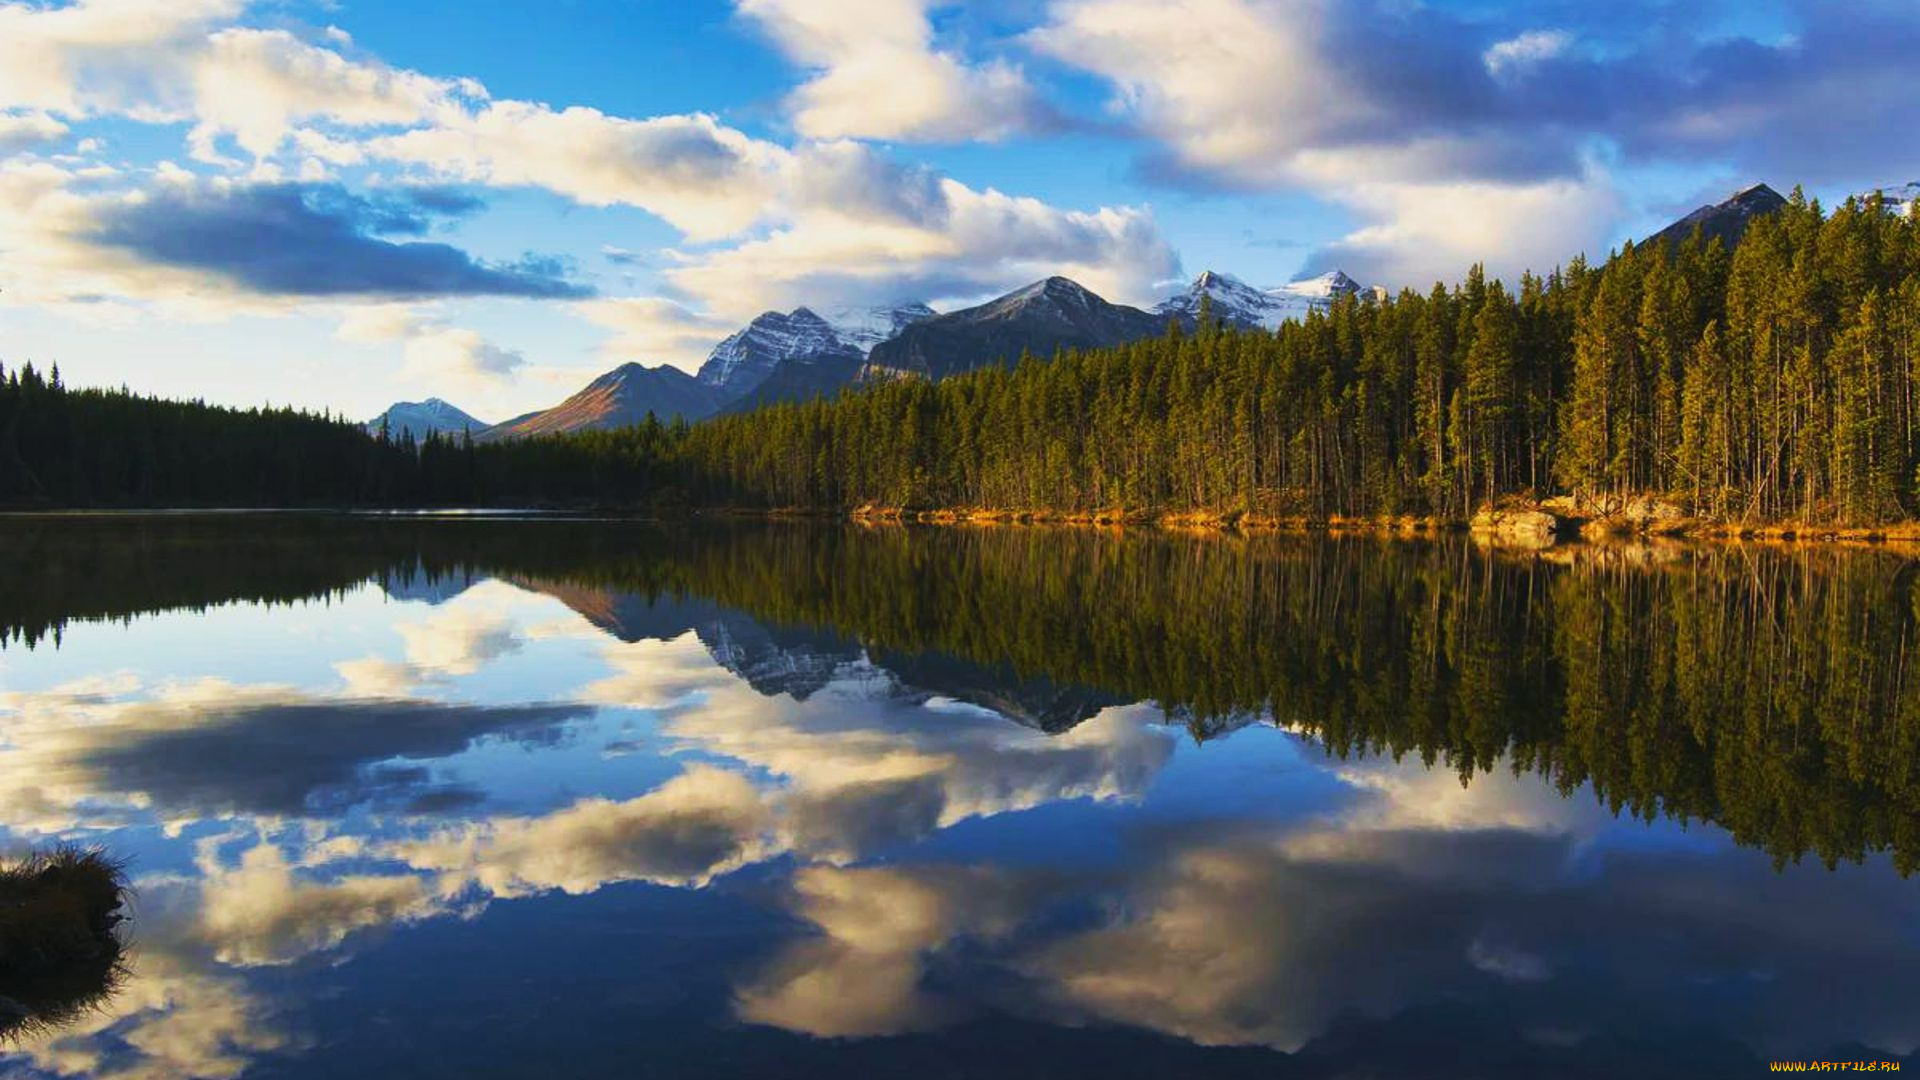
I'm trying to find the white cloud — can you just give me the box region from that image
[0,109,68,157]
[739,0,1039,143]
[1302,170,1621,286]
[661,176,1177,318]
[0,2,469,167]
[0,0,1175,381]
[573,296,737,370]
[186,28,475,163]
[1030,0,1615,285]
[1483,29,1572,79]
[335,305,528,390]
[364,105,784,241]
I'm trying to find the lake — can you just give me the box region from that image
[0,515,1915,1078]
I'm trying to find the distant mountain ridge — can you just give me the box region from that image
[1156,269,1365,330]
[400,268,1375,441]
[366,399,486,442]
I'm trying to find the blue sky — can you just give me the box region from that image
[1,0,1916,422]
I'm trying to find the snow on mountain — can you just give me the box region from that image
[1863,182,1919,215]
[864,277,1163,382]
[1648,183,1788,250]
[1275,270,1364,302]
[366,398,486,441]
[822,303,936,353]
[695,307,860,398]
[1155,269,1365,331]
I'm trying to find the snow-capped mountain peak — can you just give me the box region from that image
[823,302,936,353]
[1157,268,1367,330]
[1862,182,1919,215]
[696,307,860,396]
[1275,270,1362,302]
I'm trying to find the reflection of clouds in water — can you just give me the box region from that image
[740,810,1920,1060]
[736,865,1031,1037]
[578,633,733,710]
[194,843,451,967]
[337,587,530,696]
[0,676,588,831]
[394,765,776,896]
[14,578,1914,1075]
[1318,742,1622,839]
[648,666,1175,863]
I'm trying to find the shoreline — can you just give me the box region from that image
[9,502,1920,548]
[824,504,1920,548]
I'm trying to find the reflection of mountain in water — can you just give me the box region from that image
[509,575,1134,731]
[871,648,1130,734]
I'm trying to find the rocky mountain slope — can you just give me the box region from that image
[481,363,724,440]
[864,277,1164,381]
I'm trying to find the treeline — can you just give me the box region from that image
[0,363,442,506]
[682,189,1920,524]
[0,360,695,508]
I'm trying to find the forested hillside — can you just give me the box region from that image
[684,189,1920,525]
[5,187,1919,525]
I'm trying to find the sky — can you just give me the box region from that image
[1,0,1918,423]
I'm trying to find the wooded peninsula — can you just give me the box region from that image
[6,188,1920,536]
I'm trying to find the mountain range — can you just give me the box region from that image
[379,182,1817,442]
[380,270,1367,439]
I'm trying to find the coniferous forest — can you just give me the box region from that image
[6,189,1920,525]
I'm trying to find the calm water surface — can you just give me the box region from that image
[0,516,1915,1078]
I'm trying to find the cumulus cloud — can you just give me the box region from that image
[1028,0,1615,283]
[1031,0,1920,284]
[0,0,1177,359]
[335,304,529,389]
[0,109,68,157]
[1483,29,1572,80]
[574,296,738,369]
[364,105,786,241]
[363,104,1173,314]
[660,175,1177,317]
[739,0,1041,143]
[85,181,588,300]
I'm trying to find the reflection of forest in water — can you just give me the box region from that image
[4,515,1919,873]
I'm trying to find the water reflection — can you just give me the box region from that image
[0,516,1914,1077]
